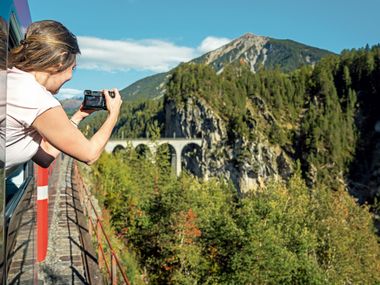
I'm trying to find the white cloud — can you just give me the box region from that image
[77,36,196,72]
[76,35,232,73]
[57,88,83,100]
[197,36,231,53]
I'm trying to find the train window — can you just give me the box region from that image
[8,13,22,50]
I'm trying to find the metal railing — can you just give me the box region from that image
[73,162,130,285]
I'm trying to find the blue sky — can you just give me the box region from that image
[28,0,380,100]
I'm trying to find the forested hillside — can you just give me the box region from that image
[86,149,380,284]
[81,44,380,194]
[81,45,380,284]
[163,45,380,194]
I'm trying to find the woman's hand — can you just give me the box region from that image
[70,104,96,125]
[103,88,122,118]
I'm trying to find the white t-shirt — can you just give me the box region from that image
[6,67,61,171]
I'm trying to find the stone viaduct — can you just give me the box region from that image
[105,138,203,176]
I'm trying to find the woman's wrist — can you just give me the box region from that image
[70,112,83,125]
[70,118,79,128]
[70,115,82,126]
[108,112,119,123]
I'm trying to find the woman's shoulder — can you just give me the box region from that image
[7,67,61,127]
[7,67,57,103]
[8,67,44,91]
[8,67,35,81]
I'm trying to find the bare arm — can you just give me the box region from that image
[32,89,122,165]
[33,102,97,166]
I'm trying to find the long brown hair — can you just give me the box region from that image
[8,20,80,74]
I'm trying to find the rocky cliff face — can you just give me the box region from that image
[164,96,293,192]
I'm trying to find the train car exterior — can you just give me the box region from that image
[0,0,33,283]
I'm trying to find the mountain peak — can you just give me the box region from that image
[236,32,266,42]
[240,32,258,39]
[201,32,269,68]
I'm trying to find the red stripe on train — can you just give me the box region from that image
[37,198,48,262]
[37,165,49,262]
